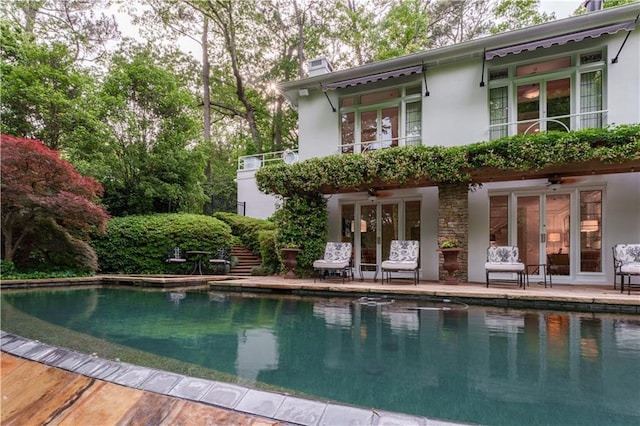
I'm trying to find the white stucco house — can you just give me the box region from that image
[237,3,640,286]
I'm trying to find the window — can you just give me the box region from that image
[488,51,605,139]
[580,191,602,272]
[340,84,422,153]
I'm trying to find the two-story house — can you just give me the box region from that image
[237,3,640,285]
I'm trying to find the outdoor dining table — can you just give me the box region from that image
[186,251,211,275]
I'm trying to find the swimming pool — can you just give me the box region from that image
[2,287,639,425]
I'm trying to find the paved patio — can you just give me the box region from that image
[1,275,638,425]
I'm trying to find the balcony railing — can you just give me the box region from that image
[237,149,299,171]
[338,135,421,155]
[489,110,607,139]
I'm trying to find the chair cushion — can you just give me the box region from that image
[381,260,418,271]
[388,240,419,262]
[620,263,640,274]
[485,262,525,272]
[487,246,520,263]
[614,244,640,266]
[322,242,352,263]
[209,259,230,265]
[314,260,349,269]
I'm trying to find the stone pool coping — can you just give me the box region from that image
[1,331,462,426]
[2,274,639,314]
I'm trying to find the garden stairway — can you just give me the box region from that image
[229,245,261,276]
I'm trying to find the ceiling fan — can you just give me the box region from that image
[546,175,581,188]
[367,188,394,200]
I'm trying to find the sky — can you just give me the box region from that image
[539,0,585,18]
[109,1,589,58]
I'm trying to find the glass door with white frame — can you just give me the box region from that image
[516,193,571,280]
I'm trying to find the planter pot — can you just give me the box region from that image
[439,248,462,285]
[281,248,301,279]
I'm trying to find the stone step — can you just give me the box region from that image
[229,245,261,275]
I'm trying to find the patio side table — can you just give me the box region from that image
[359,263,379,282]
[526,263,552,288]
[186,251,211,275]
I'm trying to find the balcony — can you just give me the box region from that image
[490,110,607,139]
[237,149,299,171]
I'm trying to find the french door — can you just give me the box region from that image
[360,203,398,268]
[517,193,571,278]
[360,106,399,151]
[341,200,420,279]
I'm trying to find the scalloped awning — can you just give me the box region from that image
[321,65,424,91]
[485,21,636,60]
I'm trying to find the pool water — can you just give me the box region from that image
[2,287,639,425]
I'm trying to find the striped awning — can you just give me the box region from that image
[322,64,424,91]
[485,21,636,60]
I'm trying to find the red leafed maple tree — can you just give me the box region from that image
[1,135,110,269]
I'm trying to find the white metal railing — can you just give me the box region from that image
[237,149,299,171]
[338,135,421,155]
[489,110,607,138]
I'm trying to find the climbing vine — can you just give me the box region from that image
[256,124,640,197]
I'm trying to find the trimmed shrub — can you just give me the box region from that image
[257,229,279,274]
[214,212,275,254]
[92,213,235,274]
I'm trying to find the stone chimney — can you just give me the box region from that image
[307,57,333,77]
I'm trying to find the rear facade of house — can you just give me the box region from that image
[237,3,640,285]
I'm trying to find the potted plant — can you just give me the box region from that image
[438,237,462,285]
[280,241,301,279]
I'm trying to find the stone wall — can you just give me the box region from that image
[438,183,469,282]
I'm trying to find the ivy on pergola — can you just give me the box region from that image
[256,124,640,197]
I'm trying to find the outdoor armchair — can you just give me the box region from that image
[209,248,231,274]
[613,244,640,294]
[485,246,526,288]
[313,242,353,283]
[381,240,420,285]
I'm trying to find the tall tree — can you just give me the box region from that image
[0,0,119,62]
[1,134,109,271]
[95,44,206,216]
[374,0,430,61]
[0,20,102,151]
[490,0,555,34]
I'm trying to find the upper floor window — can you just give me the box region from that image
[489,50,605,140]
[340,84,422,153]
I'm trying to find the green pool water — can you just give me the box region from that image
[2,287,639,425]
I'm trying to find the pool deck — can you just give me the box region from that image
[2,275,639,425]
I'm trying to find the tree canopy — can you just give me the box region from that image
[0,0,579,220]
[1,134,109,271]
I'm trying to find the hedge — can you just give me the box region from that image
[92,213,235,274]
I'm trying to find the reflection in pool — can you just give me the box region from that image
[2,288,639,425]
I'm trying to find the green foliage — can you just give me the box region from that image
[213,212,275,254]
[273,194,327,274]
[93,45,206,216]
[213,212,276,255]
[257,229,279,274]
[92,214,234,274]
[373,0,430,61]
[0,21,102,151]
[490,0,555,34]
[257,125,640,196]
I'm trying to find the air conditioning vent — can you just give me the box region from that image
[308,57,333,77]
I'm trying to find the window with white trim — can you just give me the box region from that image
[340,84,422,153]
[488,50,605,139]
